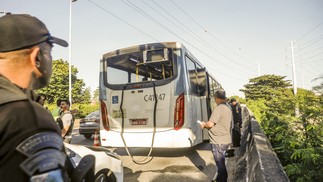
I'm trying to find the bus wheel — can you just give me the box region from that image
[83,134,92,139]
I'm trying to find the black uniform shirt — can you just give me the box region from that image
[0,76,62,181]
[232,103,242,127]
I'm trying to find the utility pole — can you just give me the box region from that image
[69,0,77,107]
[291,41,297,95]
[290,41,299,117]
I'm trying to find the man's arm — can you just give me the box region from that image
[61,126,69,137]
[198,107,220,129]
[199,120,215,129]
[197,119,215,129]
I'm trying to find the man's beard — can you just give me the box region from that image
[30,72,51,90]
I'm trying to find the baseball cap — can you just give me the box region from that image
[0,14,68,52]
[214,89,226,99]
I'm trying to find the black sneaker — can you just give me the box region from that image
[225,149,235,157]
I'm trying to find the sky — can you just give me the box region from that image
[1,0,323,97]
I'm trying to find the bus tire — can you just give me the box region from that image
[83,133,92,139]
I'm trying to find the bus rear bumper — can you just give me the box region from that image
[100,129,197,148]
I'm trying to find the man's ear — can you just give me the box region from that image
[30,47,40,68]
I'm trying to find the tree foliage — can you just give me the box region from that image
[92,87,99,104]
[37,59,91,104]
[312,74,323,94]
[241,74,323,182]
[240,74,292,101]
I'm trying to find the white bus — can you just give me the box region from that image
[99,42,222,149]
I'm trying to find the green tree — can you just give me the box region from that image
[37,59,88,104]
[246,98,267,121]
[241,74,323,181]
[312,74,323,94]
[92,87,99,103]
[285,88,323,181]
[240,74,292,101]
[80,87,91,104]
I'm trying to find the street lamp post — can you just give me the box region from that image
[69,0,77,107]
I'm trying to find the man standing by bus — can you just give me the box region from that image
[59,99,74,143]
[198,89,232,182]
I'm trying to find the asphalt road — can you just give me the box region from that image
[71,129,237,182]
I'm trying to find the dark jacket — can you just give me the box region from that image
[0,76,66,181]
[231,103,242,130]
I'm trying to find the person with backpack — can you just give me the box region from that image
[59,99,74,143]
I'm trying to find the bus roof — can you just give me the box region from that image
[102,42,184,59]
[101,41,222,89]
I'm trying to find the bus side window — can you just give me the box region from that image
[107,67,128,84]
[196,66,206,97]
[185,56,199,96]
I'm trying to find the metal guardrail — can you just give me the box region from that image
[233,106,289,182]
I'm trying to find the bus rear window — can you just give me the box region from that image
[106,49,174,85]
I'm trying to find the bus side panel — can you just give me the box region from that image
[185,95,203,146]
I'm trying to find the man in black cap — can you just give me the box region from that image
[230,98,242,147]
[197,89,233,182]
[0,14,70,181]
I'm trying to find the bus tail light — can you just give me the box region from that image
[100,100,110,131]
[174,93,184,130]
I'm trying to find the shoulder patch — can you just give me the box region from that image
[20,149,66,176]
[16,132,63,156]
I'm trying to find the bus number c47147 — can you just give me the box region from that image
[144,94,166,102]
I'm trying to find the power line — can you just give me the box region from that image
[149,0,256,76]
[88,0,247,81]
[121,0,187,42]
[140,0,207,47]
[149,0,214,49]
[87,0,159,42]
[168,0,257,67]
[301,64,322,78]
[296,34,323,47]
[290,5,322,40]
[297,35,323,51]
[296,21,323,43]
[120,0,250,79]
[299,52,323,61]
[147,0,253,76]
[169,0,206,32]
[298,59,323,64]
[298,45,323,55]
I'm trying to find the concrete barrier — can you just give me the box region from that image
[233,106,289,182]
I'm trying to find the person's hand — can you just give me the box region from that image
[197,120,205,129]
